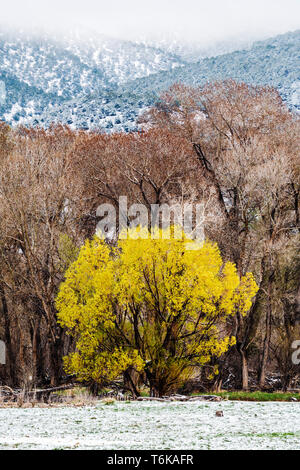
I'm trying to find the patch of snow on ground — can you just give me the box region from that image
[0,401,299,450]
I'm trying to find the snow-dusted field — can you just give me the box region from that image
[0,401,299,450]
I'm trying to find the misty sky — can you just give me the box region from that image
[0,0,299,43]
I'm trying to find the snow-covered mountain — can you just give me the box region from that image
[0,29,185,94]
[0,28,185,126]
[142,34,258,62]
[0,29,299,130]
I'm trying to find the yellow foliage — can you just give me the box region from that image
[56,227,258,394]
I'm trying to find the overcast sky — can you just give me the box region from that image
[0,0,299,43]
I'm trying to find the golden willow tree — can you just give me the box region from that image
[56,228,258,397]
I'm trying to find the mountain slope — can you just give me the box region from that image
[39,30,300,132]
[0,29,299,130]
[0,29,184,94]
[128,30,300,107]
[0,28,185,126]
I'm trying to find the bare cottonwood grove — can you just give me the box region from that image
[0,80,299,393]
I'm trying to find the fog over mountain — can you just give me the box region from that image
[1,0,300,43]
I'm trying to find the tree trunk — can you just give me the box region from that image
[31,317,42,387]
[258,257,274,389]
[49,331,65,386]
[149,383,161,398]
[237,253,272,391]
[0,285,15,386]
[213,376,223,393]
[282,375,291,392]
[241,350,249,391]
[296,282,300,325]
[123,367,141,398]
[258,302,272,388]
[145,368,163,397]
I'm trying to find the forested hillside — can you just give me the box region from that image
[0,30,299,130]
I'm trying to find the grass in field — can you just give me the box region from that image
[210,391,300,401]
[55,386,300,402]
[56,387,89,397]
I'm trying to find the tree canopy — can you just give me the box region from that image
[56,228,258,396]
